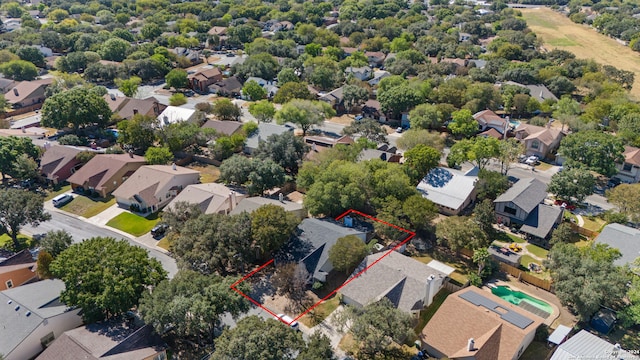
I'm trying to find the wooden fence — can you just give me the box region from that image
[499,263,553,292]
[0,104,42,120]
[443,279,468,293]
[569,223,599,238]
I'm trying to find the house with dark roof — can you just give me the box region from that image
[0,250,37,290]
[502,81,558,103]
[201,119,244,136]
[278,218,367,283]
[494,178,562,245]
[4,78,53,108]
[0,77,17,93]
[514,124,564,160]
[244,122,294,154]
[594,223,640,267]
[614,145,640,183]
[39,145,83,184]
[36,322,166,360]
[209,76,242,97]
[417,167,479,215]
[304,134,354,149]
[550,330,639,360]
[0,279,84,360]
[420,286,542,360]
[345,66,372,81]
[230,195,306,219]
[67,153,146,198]
[340,252,454,315]
[365,51,386,67]
[358,147,401,163]
[473,109,508,136]
[112,165,200,213]
[189,67,223,93]
[165,183,245,215]
[117,97,165,120]
[318,86,345,113]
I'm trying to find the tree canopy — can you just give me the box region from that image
[558,131,624,177]
[329,235,368,274]
[51,237,167,322]
[275,99,335,135]
[0,189,50,249]
[41,87,112,131]
[547,167,595,203]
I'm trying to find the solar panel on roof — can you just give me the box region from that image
[459,290,534,329]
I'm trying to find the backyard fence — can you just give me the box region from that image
[569,223,599,238]
[443,279,468,293]
[499,263,553,292]
[0,104,43,120]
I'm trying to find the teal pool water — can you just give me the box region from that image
[509,120,521,128]
[491,285,553,315]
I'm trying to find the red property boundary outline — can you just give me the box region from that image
[229,209,416,326]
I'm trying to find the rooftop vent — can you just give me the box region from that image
[25,311,31,317]
[14,305,20,311]
[467,338,475,352]
[110,93,115,100]
[13,88,18,96]
[7,300,12,305]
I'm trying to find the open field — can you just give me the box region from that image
[521,7,640,98]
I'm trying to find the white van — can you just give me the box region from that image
[276,314,299,330]
[52,194,73,207]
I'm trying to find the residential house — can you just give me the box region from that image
[118,97,165,120]
[4,78,53,108]
[514,124,564,160]
[244,76,279,98]
[345,66,372,81]
[0,77,17,93]
[358,147,401,163]
[278,218,367,283]
[494,178,562,246]
[35,45,53,57]
[103,94,129,114]
[479,127,504,139]
[37,322,166,360]
[0,279,84,360]
[170,47,201,65]
[614,146,640,183]
[550,330,639,360]
[420,286,542,360]
[207,26,227,36]
[0,250,34,266]
[189,67,223,93]
[244,122,294,154]
[340,252,454,315]
[304,135,354,149]
[165,183,245,215]
[416,167,479,215]
[368,70,391,87]
[319,86,345,113]
[2,18,21,32]
[502,81,558,103]
[268,20,294,32]
[362,99,385,121]
[201,120,244,136]
[230,195,307,219]
[365,51,386,67]
[67,153,146,198]
[594,223,640,267]
[209,76,243,97]
[39,145,83,184]
[157,106,201,127]
[473,109,508,136]
[112,165,200,213]
[459,32,472,42]
[0,250,37,291]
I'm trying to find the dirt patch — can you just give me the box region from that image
[522,7,640,99]
[327,114,355,126]
[185,162,220,183]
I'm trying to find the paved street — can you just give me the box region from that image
[22,210,178,278]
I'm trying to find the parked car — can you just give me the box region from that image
[275,314,299,330]
[355,115,363,121]
[607,178,622,188]
[52,194,73,207]
[151,223,169,238]
[525,156,539,166]
[395,127,403,133]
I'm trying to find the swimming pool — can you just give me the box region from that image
[509,120,521,128]
[491,285,553,317]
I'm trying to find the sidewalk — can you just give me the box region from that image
[84,203,126,226]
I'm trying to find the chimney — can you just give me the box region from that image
[128,150,134,158]
[171,163,176,170]
[468,338,475,352]
[229,191,237,210]
[13,88,18,96]
[279,193,284,202]
[425,274,436,306]
[133,109,138,115]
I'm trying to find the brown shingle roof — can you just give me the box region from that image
[420,287,542,360]
[515,124,563,146]
[67,154,146,191]
[4,78,53,104]
[118,97,164,119]
[103,94,129,113]
[208,26,227,36]
[623,145,640,166]
[39,145,83,182]
[201,120,243,136]
[111,165,200,205]
[189,67,222,82]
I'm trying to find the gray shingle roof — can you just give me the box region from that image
[594,223,640,267]
[244,123,293,153]
[551,330,639,360]
[280,218,366,280]
[229,196,304,215]
[339,251,452,313]
[494,178,547,215]
[520,204,563,239]
[0,280,68,357]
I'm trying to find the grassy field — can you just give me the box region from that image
[106,212,160,237]
[521,7,640,98]
[60,195,115,218]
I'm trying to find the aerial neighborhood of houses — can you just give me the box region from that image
[1,0,640,359]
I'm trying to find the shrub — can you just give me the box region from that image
[468,272,483,287]
[169,93,187,106]
[58,134,85,146]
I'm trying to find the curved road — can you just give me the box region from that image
[22,210,178,278]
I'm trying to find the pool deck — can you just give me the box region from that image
[483,280,561,327]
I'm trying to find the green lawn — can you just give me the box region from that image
[581,216,607,232]
[526,244,549,258]
[299,295,341,327]
[106,212,160,237]
[60,195,116,218]
[536,161,554,171]
[0,234,32,250]
[520,341,552,360]
[413,289,451,336]
[44,184,71,201]
[495,231,526,244]
[520,254,541,267]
